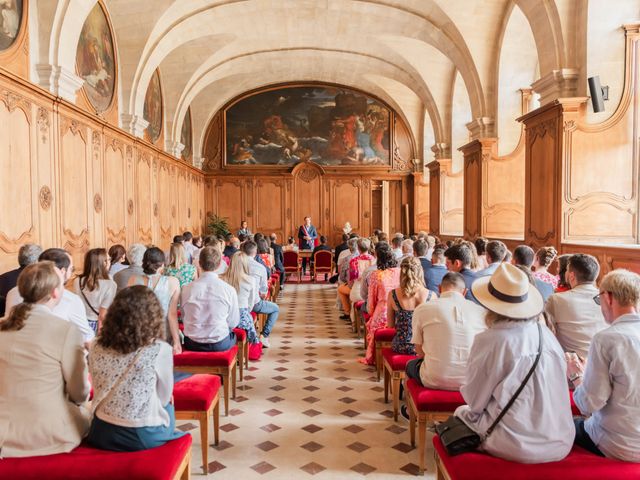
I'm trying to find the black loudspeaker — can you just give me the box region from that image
[588,76,605,113]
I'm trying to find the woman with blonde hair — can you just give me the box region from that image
[221,252,260,344]
[0,262,90,456]
[533,246,559,289]
[164,242,197,287]
[74,248,117,333]
[388,256,431,354]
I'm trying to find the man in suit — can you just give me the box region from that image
[237,220,252,237]
[0,243,42,317]
[297,216,318,274]
[270,233,285,287]
[333,233,349,267]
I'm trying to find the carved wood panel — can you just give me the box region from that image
[104,138,127,245]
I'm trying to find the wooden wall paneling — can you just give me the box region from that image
[254,178,286,240]
[34,101,57,251]
[151,156,160,243]
[438,159,463,237]
[561,243,640,279]
[205,178,215,231]
[292,163,324,237]
[176,169,187,233]
[332,178,362,245]
[124,141,136,247]
[426,161,440,235]
[216,178,245,232]
[362,178,372,237]
[0,86,37,272]
[103,134,127,247]
[135,149,153,245]
[412,173,430,234]
[158,160,173,249]
[90,129,104,248]
[388,180,403,234]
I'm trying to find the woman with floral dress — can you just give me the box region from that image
[532,246,559,289]
[164,242,197,288]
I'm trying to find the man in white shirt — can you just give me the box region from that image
[5,248,94,345]
[568,269,640,462]
[182,231,197,264]
[391,236,403,260]
[400,239,413,259]
[405,272,487,391]
[181,247,239,351]
[545,253,607,359]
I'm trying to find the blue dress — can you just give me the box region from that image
[391,289,433,355]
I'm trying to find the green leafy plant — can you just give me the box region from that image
[207,213,231,237]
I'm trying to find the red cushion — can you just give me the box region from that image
[382,348,417,371]
[233,328,247,342]
[0,435,192,480]
[354,300,364,310]
[174,346,238,367]
[433,436,640,480]
[174,374,220,411]
[374,328,396,342]
[250,311,257,320]
[406,378,465,412]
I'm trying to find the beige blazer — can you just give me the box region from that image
[0,304,90,457]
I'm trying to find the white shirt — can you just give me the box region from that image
[392,248,403,260]
[181,272,239,343]
[5,287,95,343]
[235,277,260,310]
[247,257,268,295]
[72,277,117,321]
[455,321,575,463]
[574,313,640,462]
[411,291,487,390]
[183,242,197,263]
[108,262,127,277]
[545,283,607,358]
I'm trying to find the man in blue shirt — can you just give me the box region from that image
[444,243,478,303]
[476,240,507,277]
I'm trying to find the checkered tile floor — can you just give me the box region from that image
[178,282,437,478]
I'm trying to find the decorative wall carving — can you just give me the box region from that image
[39,186,52,210]
[37,108,49,143]
[93,193,102,213]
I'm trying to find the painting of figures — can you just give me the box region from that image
[0,0,22,51]
[76,2,115,113]
[181,107,193,162]
[144,69,163,143]
[225,85,390,166]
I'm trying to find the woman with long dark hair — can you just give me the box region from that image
[74,248,117,333]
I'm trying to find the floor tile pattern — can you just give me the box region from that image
[179,281,436,478]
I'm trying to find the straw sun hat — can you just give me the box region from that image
[471,263,544,319]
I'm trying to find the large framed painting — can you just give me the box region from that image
[76,1,116,113]
[225,85,391,166]
[181,107,193,162]
[0,0,22,51]
[144,69,163,143]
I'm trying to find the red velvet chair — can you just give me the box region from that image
[312,250,333,282]
[0,435,192,480]
[382,348,418,421]
[174,374,220,474]
[173,346,237,416]
[283,251,301,283]
[373,327,396,381]
[433,435,640,480]
[233,327,248,380]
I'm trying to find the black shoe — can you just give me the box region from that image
[339,314,350,320]
[400,405,410,421]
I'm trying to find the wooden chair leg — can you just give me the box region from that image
[354,309,361,338]
[376,345,383,381]
[222,373,230,416]
[213,397,220,445]
[199,411,209,474]
[232,363,237,399]
[409,401,416,446]
[180,452,191,480]
[237,342,244,382]
[244,340,249,369]
[383,365,390,403]
[418,417,427,475]
[392,375,401,421]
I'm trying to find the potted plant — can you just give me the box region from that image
[207,213,231,237]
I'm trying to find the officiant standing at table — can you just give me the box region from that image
[298,216,318,275]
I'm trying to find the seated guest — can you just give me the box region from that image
[312,235,332,258]
[242,241,279,348]
[0,243,42,317]
[338,238,374,318]
[334,233,349,267]
[388,257,430,355]
[108,244,127,277]
[128,247,181,353]
[193,236,203,249]
[426,247,448,294]
[413,239,431,273]
[181,247,238,352]
[360,243,400,365]
[476,240,507,277]
[556,254,572,292]
[512,245,554,302]
[474,237,489,270]
[221,253,260,345]
[545,253,607,359]
[114,243,147,292]
[164,242,197,288]
[400,239,414,259]
[455,263,575,463]
[182,231,196,264]
[391,236,403,259]
[337,234,358,271]
[87,286,185,451]
[337,237,359,318]
[359,251,379,313]
[348,238,375,305]
[425,235,436,260]
[533,246,559,289]
[6,248,94,345]
[568,269,640,462]
[257,237,274,270]
[165,235,184,264]
[270,233,285,287]
[444,243,478,302]
[405,272,486,392]
[237,220,252,238]
[283,236,298,252]
[223,234,239,258]
[73,248,117,333]
[0,262,90,457]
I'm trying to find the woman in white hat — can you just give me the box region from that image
[452,263,575,463]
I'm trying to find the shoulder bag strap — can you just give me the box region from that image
[92,348,144,414]
[391,289,403,311]
[78,279,101,317]
[484,322,543,439]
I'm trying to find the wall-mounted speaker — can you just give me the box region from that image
[588,76,606,113]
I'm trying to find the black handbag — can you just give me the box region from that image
[435,323,543,456]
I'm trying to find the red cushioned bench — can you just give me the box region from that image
[174,346,237,416]
[406,378,466,474]
[373,327,396,381]
[382,348,418,421]
[174,374,221,474]
[0,435,192,480]
[433,435,640,480]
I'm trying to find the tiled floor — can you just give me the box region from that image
[178,281,437,478]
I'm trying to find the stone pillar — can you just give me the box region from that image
[35,65,84,103]
[120,114,149,138]
[531,69,580,107]
[459,138,497,239]
[517,98,587,250]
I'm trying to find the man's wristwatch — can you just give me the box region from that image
[569,372,582,382]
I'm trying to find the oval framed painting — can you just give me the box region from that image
[76,1,116,113]
[181,107,193,162]
[144,69,163,143]
[0,0,23,52]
